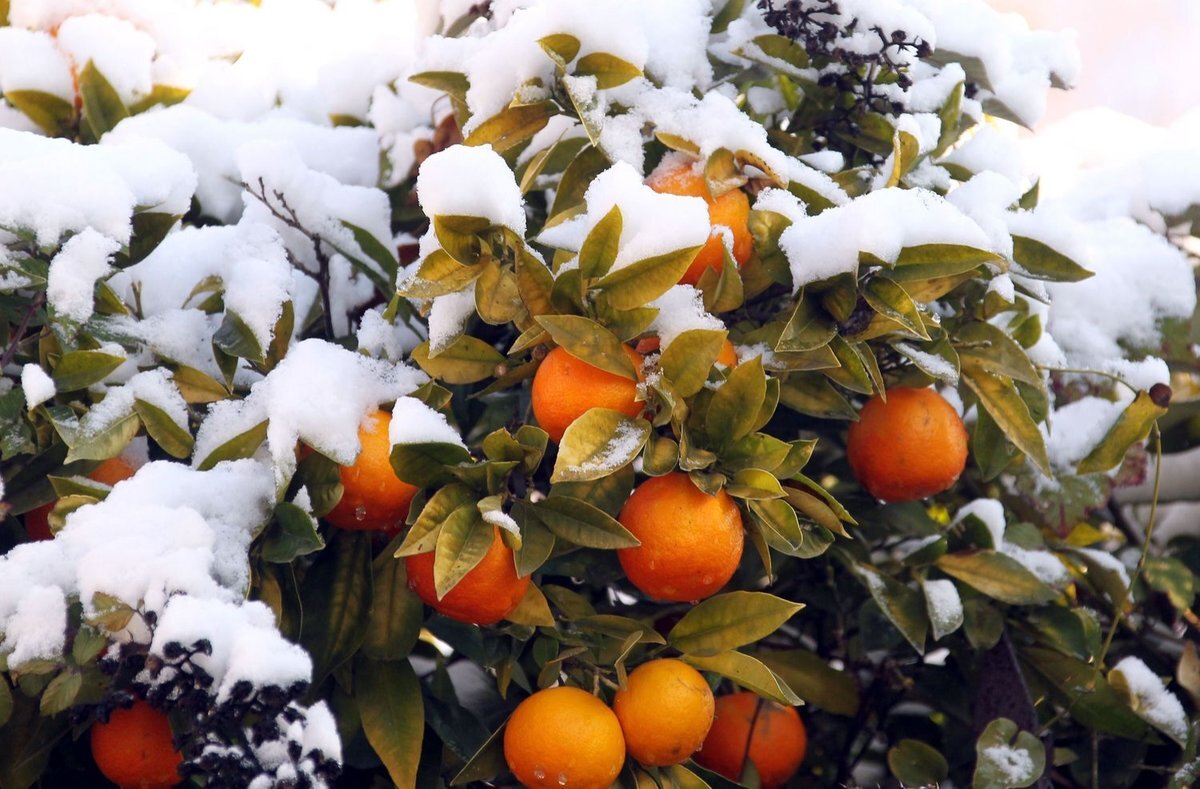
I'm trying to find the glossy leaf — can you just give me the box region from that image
[535,315,637,379]
[936,551,1056,605]
[553,409,650,482]
[358,657,425,789]
[1076,391,1165,475]
[668,592,804,656]
[683,651,801,706]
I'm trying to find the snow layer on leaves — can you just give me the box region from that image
[417,145,526,235]
[390,396,467,449]
[427,285,478,356]
[46,228,119,326]
[0,129,195,247]
[923,579,963,640]
[779,187,993,290]
[193,340,427,488]
[980,744,1036,785]
[953,499,1068,586]
[1042,396,1126,473]
[56,14,156,104]
[1111,656,1190,744]
[0,585,66,666]
[538,161,710,270]
[74,369,190,445]
[356,307,424,361]
[0,28,75,98]
[648,285,724,350]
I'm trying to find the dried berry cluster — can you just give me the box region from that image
[79,609,338,788]
[757,0,932,146]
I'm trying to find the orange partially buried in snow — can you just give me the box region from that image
[326,409,418,532]
[646,154,753,286]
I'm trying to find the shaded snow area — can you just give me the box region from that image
[1111,657,1190,745]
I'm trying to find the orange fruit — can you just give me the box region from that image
[531,345,644,444]
[405,526,530,625]
[613,658,714,767]
[504,686,625,789]
[694,692,807,788]
[25,457,137,541]
[646,156,752,286]
[617,472,744,602]
[845,387,968,503]
[90,699,183,789]
[716,339,738,368]
[326,409,418,532]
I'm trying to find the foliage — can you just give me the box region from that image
[0,1,1197,788]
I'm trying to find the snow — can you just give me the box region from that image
[941,124,1029,189]
[0,28,74,99]
[416,145,526,235]
[556,418,647,478]
[1074,547,1132,592]
[980,744,1036,785]
[923,578,964,640]
[953,499,1068,586]
[1,585,66,667]
[1111,656,1190,744]
[389,396,467,449]
[56,14,157,105]
[647,286,724,350]
[21,364,56,410]
[1042,396,1126,473]
[482,509,521,538]
[779,188,994,290]
[426,284,479,355]
[754,189,809,224]
[45,228,119,326]
[538,161,710,270]
[356,307,423,361]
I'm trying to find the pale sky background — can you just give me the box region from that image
[996,0,1200,126]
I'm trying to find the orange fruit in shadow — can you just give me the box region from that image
[504,686,625,789]
[617,472,743,602]
[646,155,752,286]
[845,387,968,503]
[326,409,418,532]
[613,658,715,767]
[694,692,807,788]
[405,526,530,625]
[90,699,183,789]
[530,345,644,444]
[25,457,136,541]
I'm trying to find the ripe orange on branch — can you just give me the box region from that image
[405,526,529,625]
[503,686,625,789]
[617,472,744,602]
[694,692,807,788]
[646,155,752,286]
[531,345,645,443]
[845,387,968,503]
[90,699,183,789]
[326,408,418,532]
[613,658,715,767]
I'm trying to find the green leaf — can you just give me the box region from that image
[1011,235,1094,282]
[363,552,422,662]
[1021,647,1149,740]
[64,412,139,464]
[935,551,1056,605]
[683,651,801,706]
[962,361,1051,476]
[506,583,556,627]
[778,374,858,420]
[534,495,639,549]
[197,420,268,471]
[124,211,180,265]
[511,504,556,577]
[535,315,636,379]
[553,410,650,482]
[78,60,129,139]
[213,310,264,364]
[660,330,726,397]
[1076,391,1165,475]
[707,356,768,451]
[39,669,81,716]
[852,564,928,654]
[341,219,398,291]
[1143,556,1195,612]
[776,296,837,352]
[169,364,229,404]
[574,52,642,89]
[395,485,476,557]
[711,0,745,33]
[358,657,425,789]
[299,531,373,684]
[413,336,504,384]
[888,739,949,786]
[890,243,1002,281]
[885,129,920,187]
[726,468,786,500]
[464,101,556,153]
[408,71,469,101]
[262,502,325,563]
[747,498,805,555]
[127,84,191,115]
[538,33,581,67]
[758,650,859,716]
[973,718,1046,789]
[668,592,803,657]
[451,722,508,786]
[0,672,11,728]
[4,90,75,137]
[954,321,1042,387]
[433,507,492,599]
[592,246,703,309]
[862,277,930,340]
[51,351,124,392]
[549,462,635,518]
[133,398,192,459]
[577,204,622,280]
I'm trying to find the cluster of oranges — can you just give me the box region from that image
[503,660,807,789]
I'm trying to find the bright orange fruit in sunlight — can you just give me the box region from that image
[530,345,644,443]
[326,409,418,532]
[613,658,715,767]
[617,472,744,602]
[405,526,530,625]
[694,692,807,788]
[845,387,968,503]
[504,686,625,789]
[646,155,753,286]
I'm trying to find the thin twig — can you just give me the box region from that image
[0,290,46,371]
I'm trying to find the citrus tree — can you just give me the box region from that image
[0,0,1197,787]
